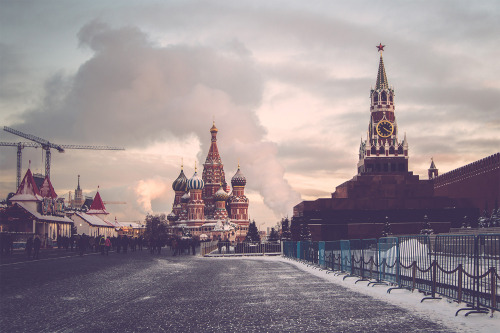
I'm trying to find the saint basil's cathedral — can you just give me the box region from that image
[167,122,250,241]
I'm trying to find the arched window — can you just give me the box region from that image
[381,91,387,102]
[373,92,378,103]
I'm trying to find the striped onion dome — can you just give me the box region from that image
[231,165,246,187]
[172,169,188,191]
[181,192,190,203]
[187,171,204,190]
[214,185,229,202]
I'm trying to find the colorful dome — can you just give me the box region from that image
[214,185,229,202]
[187,171,204,190]
[172,169,188,191]
[210,121,218,133]
[167,212,178,222]
[231,165,246,187]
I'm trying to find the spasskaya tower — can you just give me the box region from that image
[357,44,409,175]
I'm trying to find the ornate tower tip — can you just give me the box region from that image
[181,157,184,170]
[377,43,385,52]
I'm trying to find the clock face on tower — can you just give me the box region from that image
[376,120,394,138]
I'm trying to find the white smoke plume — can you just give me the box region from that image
[12,20,301,218]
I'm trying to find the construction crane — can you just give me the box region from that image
[2,126,125,187]
[0,141,40,189]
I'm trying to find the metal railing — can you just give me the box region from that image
[283,234,500,317]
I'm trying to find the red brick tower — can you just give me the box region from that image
[229,164,249,226]
[428,158,439,179]
[213,184,229,221]
[357,44,409,175]
[202,122,228,219]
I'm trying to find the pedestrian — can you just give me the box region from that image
[78,234,86,256]
[33,234,41,260]
[25,236,33,258]
[156,237,162,254]
[191,239,196,255]
[99,236,105,255]
[105,236,111,255]
[172,238,178,256]
[122,235,128,254]
[70,235,75,251]
[116,235,121,253]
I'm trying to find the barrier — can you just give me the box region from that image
[361,239,378,282]
[282,233,500,316]
[476,234,500,314]
[378,237,398,285]
[319,241,325,267]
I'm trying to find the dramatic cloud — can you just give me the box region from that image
[3,20,300,219]
[1,1,499,225]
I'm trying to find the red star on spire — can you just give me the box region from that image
[376,43,385,52]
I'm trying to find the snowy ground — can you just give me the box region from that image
[2,249,499,332]
[236,255,500,333]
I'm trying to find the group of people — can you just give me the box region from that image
[24,235,42,259]
[74,234,146,256]
[0,233,15,255]
[16,233,203,259]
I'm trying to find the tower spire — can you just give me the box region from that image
[375,43,389,90]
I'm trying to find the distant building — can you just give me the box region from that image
[167,122,250,241]
[0,168,73,245]
[69,190,120,238]
[293,45,481,241]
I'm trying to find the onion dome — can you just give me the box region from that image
[187,165,204,190]
[167,212,178,222]
[214,185,229,202]
[210,121,218,133]
[172,168,188,191]
[181,192,190,203]
[231,164,246,187]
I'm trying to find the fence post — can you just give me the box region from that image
[458,264,463,303]
[412,261,417,292]
[431,260,437,298]
[491,267,497,315]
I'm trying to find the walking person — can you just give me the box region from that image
[78,234,86,256]
[191,239,196,255]
[122,235,128,254]
[25,236,33,258]
[99,236,105,255]
[116,235,121,254]
[105,236,111,255]
[33,235,41,260]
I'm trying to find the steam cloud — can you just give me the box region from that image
[14,20,301,218]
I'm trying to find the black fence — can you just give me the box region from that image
[283,234,500,317]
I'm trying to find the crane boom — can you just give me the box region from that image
[2,126,125,184]
[60,145,124,150]
[3,126,64,152]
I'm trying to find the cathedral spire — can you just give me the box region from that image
[375,43,389,90]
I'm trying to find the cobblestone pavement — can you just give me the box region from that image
[0,249,454,332]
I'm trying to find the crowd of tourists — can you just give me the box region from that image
[14,233,200,259]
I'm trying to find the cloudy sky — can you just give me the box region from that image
[1,0,499,227]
